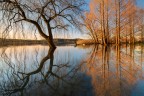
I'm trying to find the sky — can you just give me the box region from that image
[78,0,144,39]
[1,0,144,40]
[73,0,144,39]
[137,0,144,8]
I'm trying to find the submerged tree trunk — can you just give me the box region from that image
[47,36,56,49]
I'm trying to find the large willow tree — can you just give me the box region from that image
[0,0,85,48]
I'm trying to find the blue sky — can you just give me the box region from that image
[5,0,144,40]
[86,0,144,8]
[76,0,144,39]
[137,0,144,8]
[75,0,144,39]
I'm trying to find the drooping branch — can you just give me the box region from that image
[0,0,85,47]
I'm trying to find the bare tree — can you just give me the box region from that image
[0,0,85,48]
[84,0,143,44]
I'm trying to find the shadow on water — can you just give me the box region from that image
[0,44,144,96]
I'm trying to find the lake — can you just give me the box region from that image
[0,44,144,96]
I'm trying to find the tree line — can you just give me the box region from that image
[84,0,144,45]
[0,0,144,48]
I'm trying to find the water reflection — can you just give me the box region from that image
[0,45,144,96]
[82,44,144,96]
[0,46,91,96]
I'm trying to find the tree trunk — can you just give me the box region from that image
[47,22,56,49]
[25,19,56,49]
[47,36,56,49]
[106,1,109,44]
[115,0,118,45]
[102,0,106,45]
[117,0,120,45]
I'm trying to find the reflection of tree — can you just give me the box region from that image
[83,44,144,96]
[0,47,90,96]
[0,48,55,95]
[1,45,144,96]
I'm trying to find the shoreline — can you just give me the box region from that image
[0,38,144,47]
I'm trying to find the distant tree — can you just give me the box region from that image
[0,0,85,48]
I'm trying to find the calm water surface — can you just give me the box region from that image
[0,44,144,96]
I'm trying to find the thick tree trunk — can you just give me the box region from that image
[25,19,56,49]
[47,22,56,49]
[47,36,56,49]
